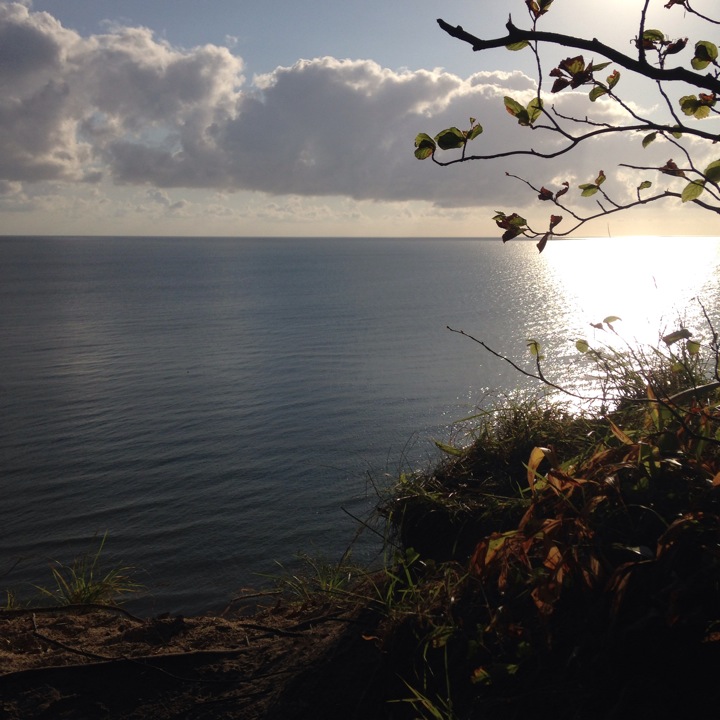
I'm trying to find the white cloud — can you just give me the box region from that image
[0,0,703,231]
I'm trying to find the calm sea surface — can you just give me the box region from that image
[2,235,720,613]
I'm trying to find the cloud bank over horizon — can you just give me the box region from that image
[0,1,707,236]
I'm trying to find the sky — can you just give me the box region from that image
[0,0,717,237]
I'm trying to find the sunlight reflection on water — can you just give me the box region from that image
[545,236,720,342]
[532,236,720,410]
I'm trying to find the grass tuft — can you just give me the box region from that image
[35,533,140,606]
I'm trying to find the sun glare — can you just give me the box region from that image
[543,236,720,348]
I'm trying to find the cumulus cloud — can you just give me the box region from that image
[0,1,672,212]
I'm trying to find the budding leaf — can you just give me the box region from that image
[638,180,653,191]
[575,339,590,353]
[579,183,599,197]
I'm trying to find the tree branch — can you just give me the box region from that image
[437,17,720,95]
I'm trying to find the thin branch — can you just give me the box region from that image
[432,119,719,170]
[638,0,651,65]
[679,1,720,25]
[446,326,584,398]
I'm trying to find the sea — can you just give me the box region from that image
[2,235,720,614]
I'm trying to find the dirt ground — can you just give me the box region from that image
[0,597,397,720]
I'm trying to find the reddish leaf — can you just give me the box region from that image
[502,227,523,242]
[549,214,562,229]
[536,232,550,253]
[538,187,554,201]
[570,70,592,88]
[555,181,570,200]
[660,159,686,177]
[559,56,586,75]
[551,77,571,93]
[666,37,688,55]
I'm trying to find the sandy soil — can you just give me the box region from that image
[0,598,394,719]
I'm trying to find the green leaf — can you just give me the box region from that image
[642,132,657,148]
[607,70,620,89]
[680,95,699,116]
[527,97,544,124]
[515,109,531,126]
[434,127,465,150]
[704,159,720,184]
[466,124,484,141]
[682,179,705,202]
[575,339,590,353]
[579,183,599,197]
[434,440,465,456]
[686,339,701,355]
[603,315,621,324]
[526,339,542,357]
[643,29,666,43]
[504,96,525,117]
[413,133,436,160]
[506,40,529,51]
[589,85,607,102]
[590,61,611,72]
[504,96,532,125]
[692,40,718,70]
[697,40,718,59]
[662,328,692,345]
[638,180,653,190]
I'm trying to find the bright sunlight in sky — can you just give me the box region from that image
[1,0,717,237]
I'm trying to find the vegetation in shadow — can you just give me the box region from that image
[370,311,720,718]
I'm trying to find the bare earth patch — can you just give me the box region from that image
[0,599,392,719]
